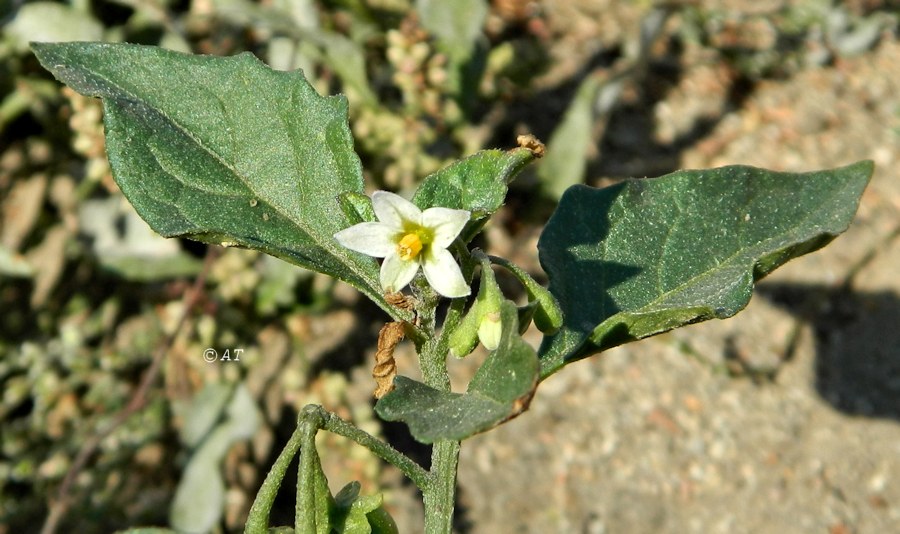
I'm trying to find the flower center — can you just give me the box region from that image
[397,232,424,261]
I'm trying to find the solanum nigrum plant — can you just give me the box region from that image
[32,42,872,534]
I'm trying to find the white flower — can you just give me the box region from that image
[334,191,471,298]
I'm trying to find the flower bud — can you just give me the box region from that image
[477,310,502,351]
[528,282,563,335]
[449,258,505,357]
[474,259,504,348]
[449,301,481,358]
[485,255,562,335]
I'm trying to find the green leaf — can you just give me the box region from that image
[169,450,226,533]
[79,198,202,281]
[31,42,399,316]
[537,161,874,377]
[178,383,232,448]
[213,0,376,103]
[376,301,538,443]
[314,31,377,104]
[256,254,311,314]
[412,148,537,223]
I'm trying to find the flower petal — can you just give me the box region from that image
[422,207,470,248]
[422,247,471,298]
[380,252,420,293]
[372,191,422,229]
[334,222,397,257]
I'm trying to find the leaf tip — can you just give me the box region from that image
[516,134,545,158]
[850,159,876,179]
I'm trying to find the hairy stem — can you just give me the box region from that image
[245,424,304,534]
[318,406,430,489]
[412,276,449,390]
[424,440,461,534]
[409,277,464,533]
[296,408,326,532]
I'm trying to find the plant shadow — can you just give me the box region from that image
[758,282,900,421]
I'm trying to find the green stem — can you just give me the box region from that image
[244,423,304,534]
[247,404,430,532]
[486,254,537,285]
[411,277,448,390]
[318,406,430,489]
[420,315,463,534]
[423,440,461,534]
[296,413,324,532]
[409,276,465,534]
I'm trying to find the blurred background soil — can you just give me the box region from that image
[1,1,898,533]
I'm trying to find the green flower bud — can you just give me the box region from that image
[527,281,563,335]
[449,257,505,357]
[449,300,482,358]
[486,255,563,335]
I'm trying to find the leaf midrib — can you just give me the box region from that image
[614,177,853,317]
[84,55,374,284]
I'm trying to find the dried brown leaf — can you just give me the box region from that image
[374,321,405,399]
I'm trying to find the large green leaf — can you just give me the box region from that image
[31,42,397,315]
[537,161,873,377]
[375,301,538,443]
